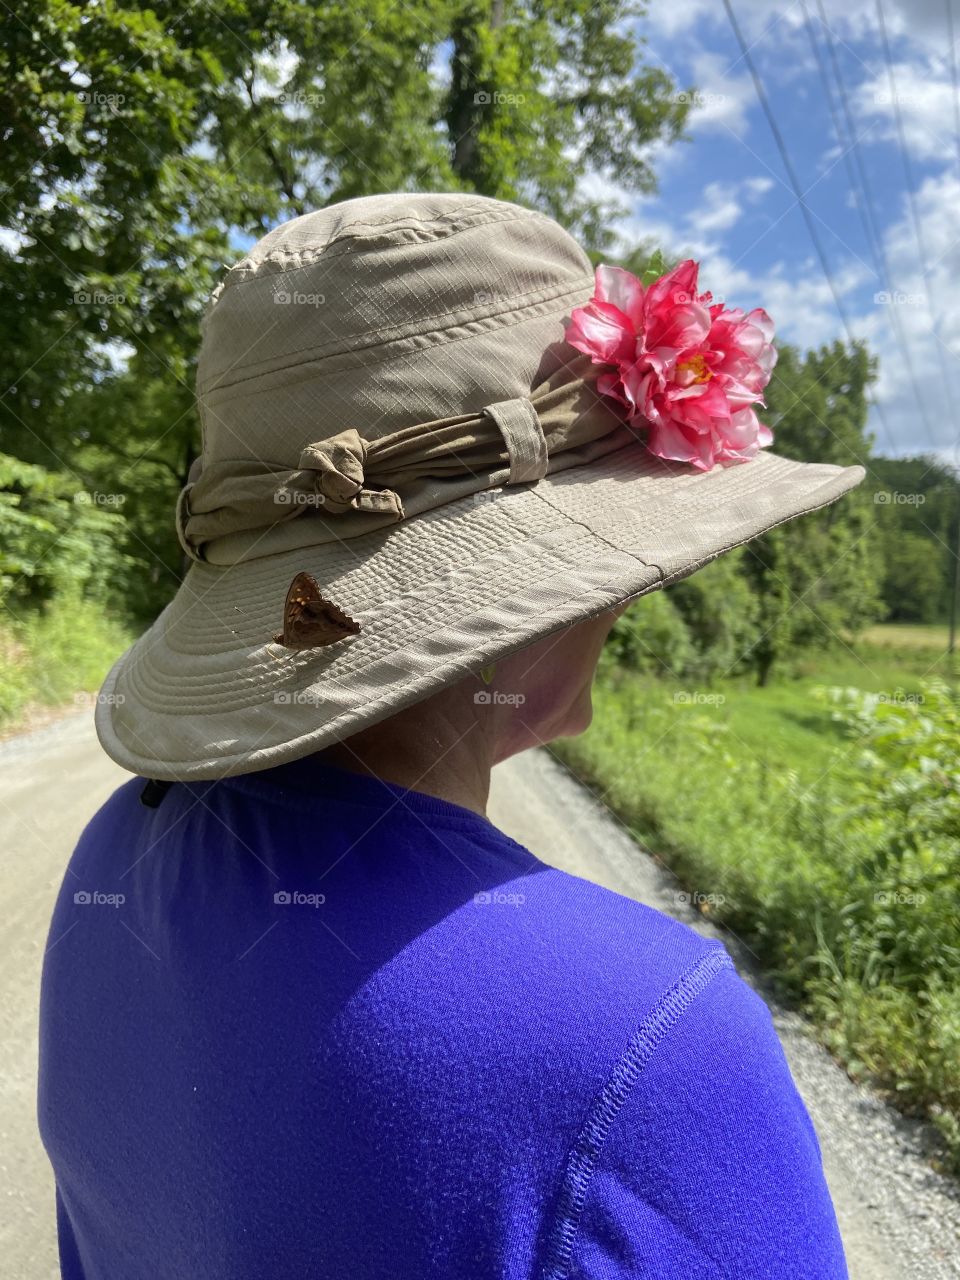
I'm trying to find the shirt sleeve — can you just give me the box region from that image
[556,959,848,1280]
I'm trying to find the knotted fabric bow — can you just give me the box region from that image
[177,357,630,562]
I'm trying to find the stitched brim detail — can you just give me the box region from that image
[95,445,865,780]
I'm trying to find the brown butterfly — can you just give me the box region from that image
[273,572,361,650]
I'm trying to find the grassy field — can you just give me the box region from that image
[559,631,960,1169]
[0,597,132,734]
[859,622,953,651]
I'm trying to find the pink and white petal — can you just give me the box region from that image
[646,259,701,311]
[744,308,776,343]
[567,300,636,365]
[722,408,761,449]
[648,302,712,352]
[597,370,633,411]
[756,343,777,379]
[646,419,704,466]
[622,362,659,410]
[594,265,646,328]
[688,379,732,420]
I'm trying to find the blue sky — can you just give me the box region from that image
[605,0,960,461]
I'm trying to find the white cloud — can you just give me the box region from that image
[630,0,960,453]
[684,52,755,134]
[854,60,958,163]
[744,176,775,198]
[602,173,787,262]
[696,182,744,233]
[645,0,950,47]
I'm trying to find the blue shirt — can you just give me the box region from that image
[39,757,847,1278]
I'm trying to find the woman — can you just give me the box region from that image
[39,192,860,1278]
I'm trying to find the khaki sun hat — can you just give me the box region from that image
[95,192,864,781]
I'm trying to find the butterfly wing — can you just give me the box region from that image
[274,572,361,650]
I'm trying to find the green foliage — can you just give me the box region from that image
[607,552,761,681]
[880,531,947,624]
[445,0,688,240]
[865,455,959,624]
[668,550,761,679]
[638,247,671,285]
[742,341,884,682]
[0,451,131,610]
[603,591,694,678]
[1,0,689,621]
[0,596,132,727]
[0,451,134,727]
[561,662,960,1168]
[808,682,960,1160]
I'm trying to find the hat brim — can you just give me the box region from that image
[95,444,864,780]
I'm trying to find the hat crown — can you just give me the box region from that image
[195,193,594,466]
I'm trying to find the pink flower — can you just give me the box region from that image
[566,260,777,470]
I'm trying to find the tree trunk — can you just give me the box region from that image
[448,1,504,187]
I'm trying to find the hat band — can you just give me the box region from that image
[176,357,630,564]
[484,398,549,484]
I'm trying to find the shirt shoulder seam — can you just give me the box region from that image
[540,946,734,1280]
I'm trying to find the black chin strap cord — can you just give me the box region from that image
[139,779,174,809]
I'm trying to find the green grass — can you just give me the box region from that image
[860,622,952,651]
[592,646,939,788]
[0,595,132,731]
[561,646,960,1171]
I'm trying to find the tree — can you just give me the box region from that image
[866,455,958,624]
[1,0,689,620]
[741,342,884,684]
[445,0,688,240]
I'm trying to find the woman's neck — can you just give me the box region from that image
[314,690,496,816]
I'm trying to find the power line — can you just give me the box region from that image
[948,0,960,178]
[876,1,936,283]
[944,0,960,652]
[945,0,960,464]
[802,1,882,277]
[721,0,898,452]
[876,0,955,434]
[809,0,940,449]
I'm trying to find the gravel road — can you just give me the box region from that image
[2,711,958,1278]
